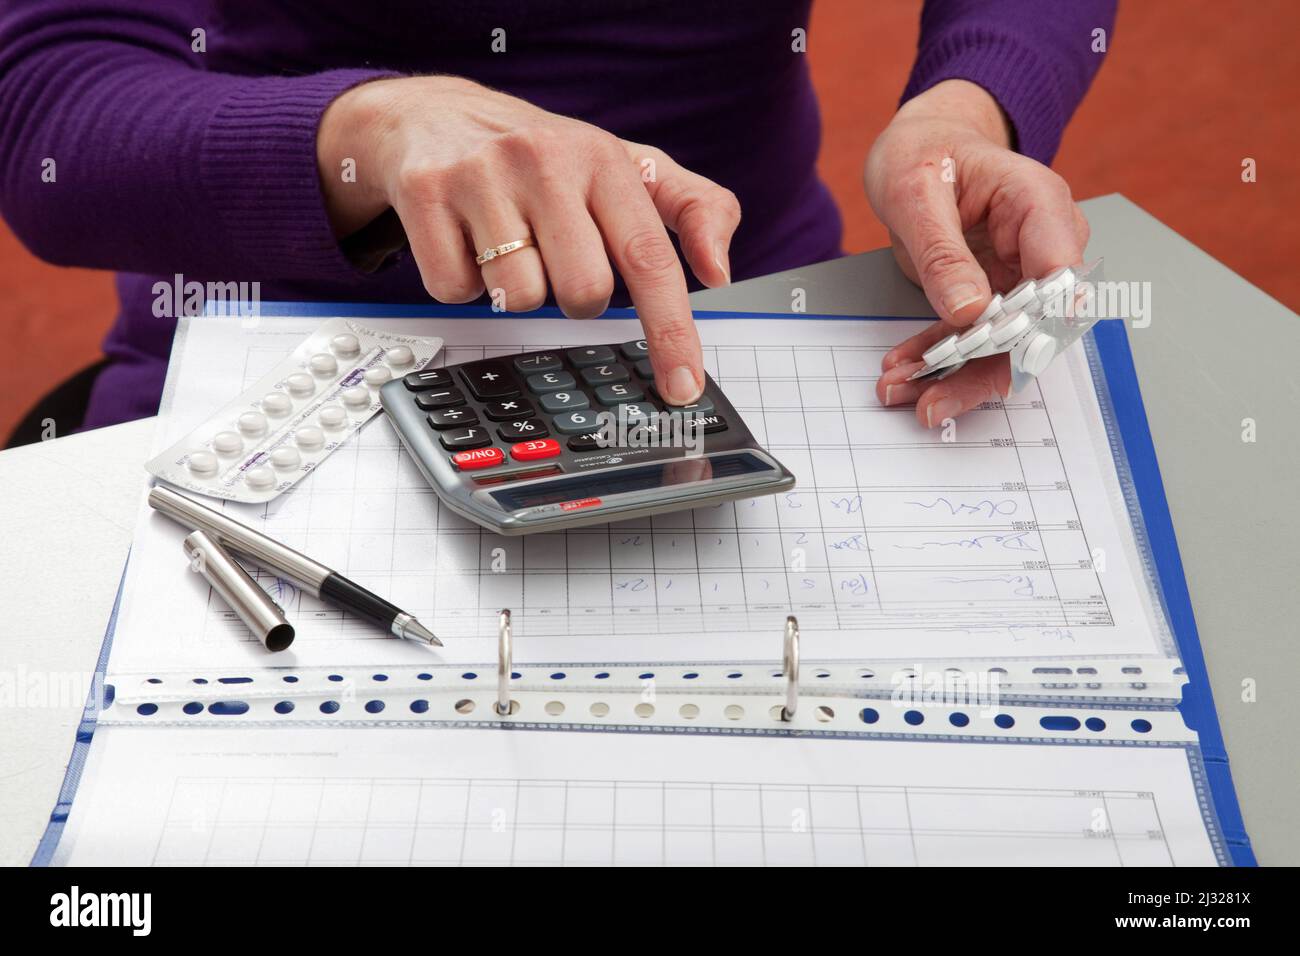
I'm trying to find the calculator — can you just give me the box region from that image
[379,339,795,534]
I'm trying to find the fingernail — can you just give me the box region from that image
[925,397,962,429]
[666,365,702,405]
[882,347,902,370]
[883,381,921,407]
[713,241,731,286]
[942,282,981,318]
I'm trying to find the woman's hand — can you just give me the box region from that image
[865,79,1090,427]
[316,76,742,405]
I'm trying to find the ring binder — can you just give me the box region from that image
[496,609,515,716]
[782,615,799,721]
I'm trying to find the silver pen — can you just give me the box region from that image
[150,485,441,646]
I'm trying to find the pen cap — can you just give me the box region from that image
[182,530,295,652]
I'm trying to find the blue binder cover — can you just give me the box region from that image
[32,305,1255,866]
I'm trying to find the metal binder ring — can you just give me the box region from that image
[496,608,513,716]
[782,615,800,721]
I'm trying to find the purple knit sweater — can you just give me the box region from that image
[0,0,1114,429]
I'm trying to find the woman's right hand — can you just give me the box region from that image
[316,75,741,406]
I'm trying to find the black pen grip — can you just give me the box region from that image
[319,572,402,633]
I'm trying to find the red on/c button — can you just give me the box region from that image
[510,438,561,462]
[451,447,504,470]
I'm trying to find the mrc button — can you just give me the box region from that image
[451,447,504,470]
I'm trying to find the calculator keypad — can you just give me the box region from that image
[398,342,739,476]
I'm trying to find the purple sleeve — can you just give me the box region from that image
[901,0,1117,164]
[0,0,393,278]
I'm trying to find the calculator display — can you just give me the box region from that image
[487,452,771,512]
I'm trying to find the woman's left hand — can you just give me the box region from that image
[865,79,1090,428]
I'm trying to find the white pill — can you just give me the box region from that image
[261,391,292,417]
[1001,279,1037,313]
[294,426,325,449]
[922,334,959,366]
[1037,265,1076,299]
[309,352,338,376]
[342,385,371,407]
[237,411,268,436]
[990,310,1031,346]
[187,451,218,475]
[363,366,391,387]
[269,446,302,470]
[1037,266,1077,316]
[212,430,243,455]
[330,333,361,357]
[956,323,991,355]
[975,294,1003,324]
[243,465,275,489]
[286,372,315,396]
[1019,333,1058,376]
[385,345,414,367]
[318,404,347,429]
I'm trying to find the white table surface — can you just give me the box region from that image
[1,194,1295,866]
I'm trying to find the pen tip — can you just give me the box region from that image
[404,619,442,647]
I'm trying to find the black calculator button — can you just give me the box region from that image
[662,395,715,416]
[513,352,564,374]
[415,387,467,410]
[565,345,616,367]
[497,418,550,442]
[538,390,590,413]
[581,363,630,387]
[526,370,576,393]
[459,361,520,400]
[426,406,480,429]
[439,426,492,450]
[594,382,643,405]
[567,432,608,452]
[685,413,728,434]
[403,369,452,391]
[634,359,655,379]
[620,339,650,361]
[484,398,535,421]
[554,409,606,434]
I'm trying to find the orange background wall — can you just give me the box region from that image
[1,0,1296,442]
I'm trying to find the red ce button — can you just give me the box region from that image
[509,438,561,462]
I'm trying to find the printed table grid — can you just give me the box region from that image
[152,774,1175,867]
[199,342,1111,645]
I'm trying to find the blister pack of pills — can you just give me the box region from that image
[146,318,443,503]
[908,260,1105,393]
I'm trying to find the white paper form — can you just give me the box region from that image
[51,726,1221,866]
[108,316,1174,671]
